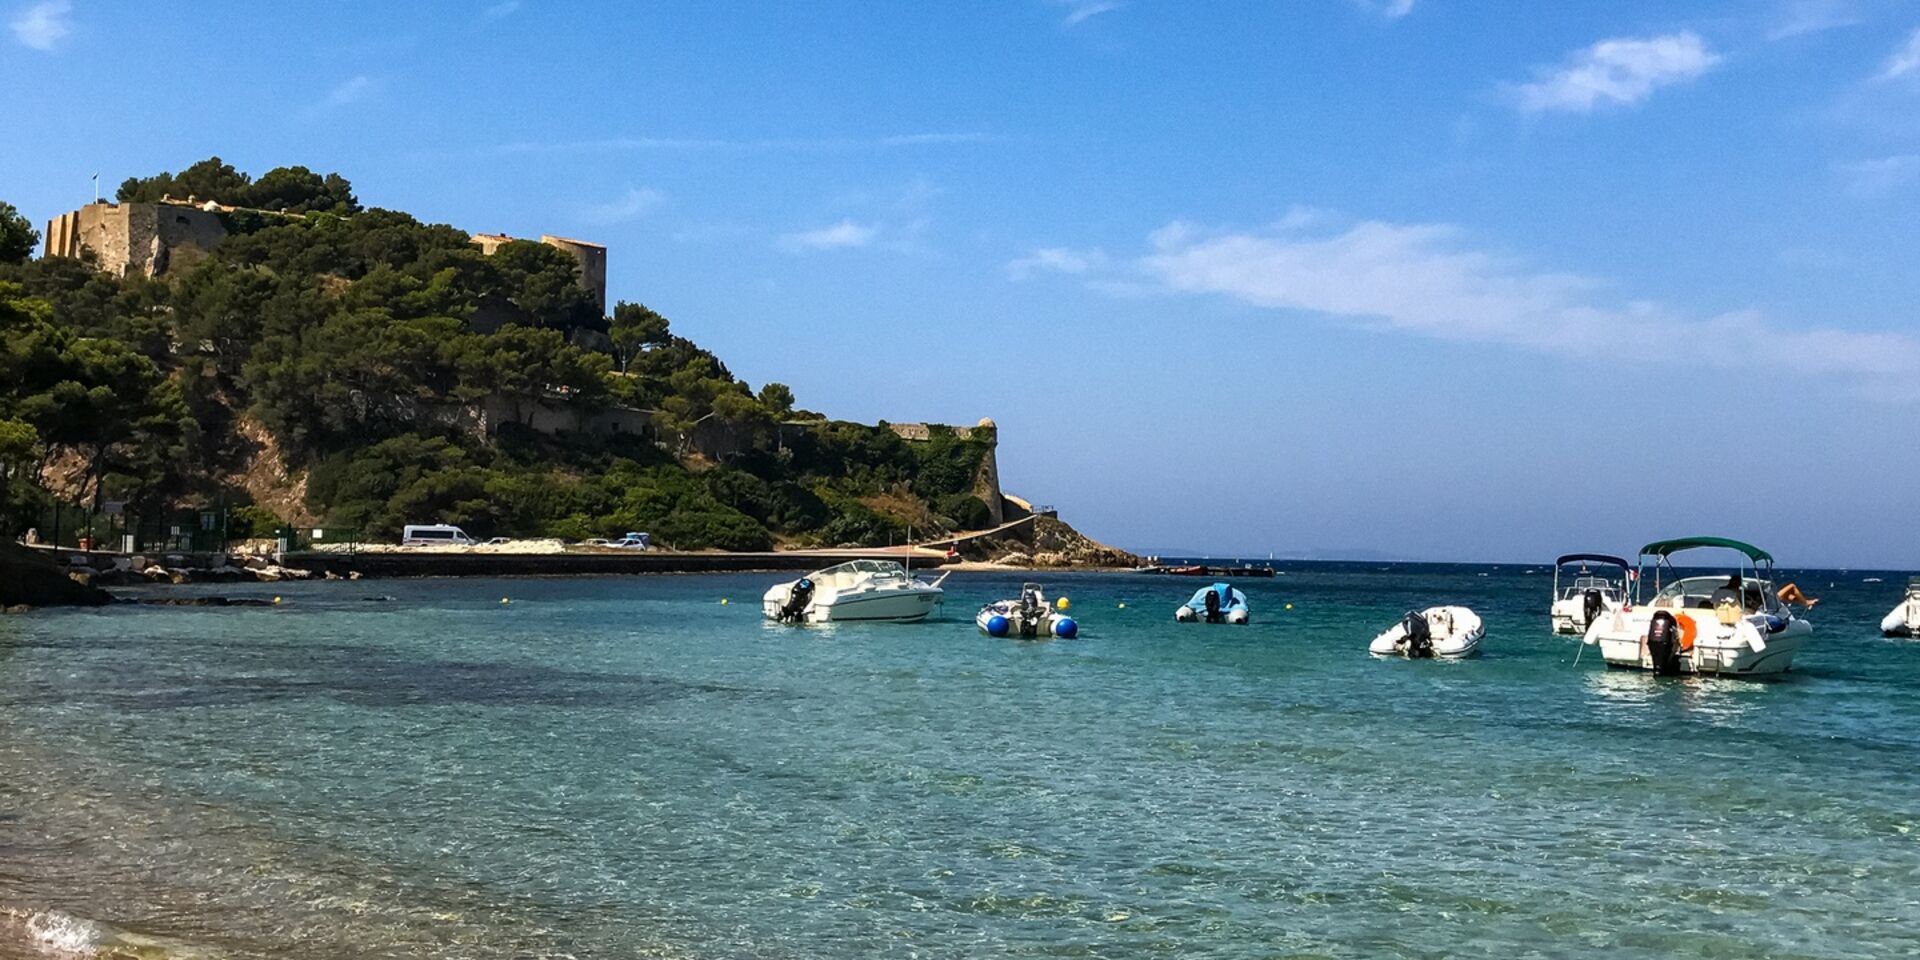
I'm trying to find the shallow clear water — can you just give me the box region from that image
[3,564,1919,958]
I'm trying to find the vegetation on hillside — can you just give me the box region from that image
[0,160,996,549]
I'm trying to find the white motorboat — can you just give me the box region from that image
[1583,537,1812,677]
[1881,577,1920,638]
[976,583,1079,639]
[1174,583,1250,624]
[1550,553,1629,635]
[1370,606,1483,659]
[762,559,948,624]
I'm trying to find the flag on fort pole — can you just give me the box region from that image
[91,172,99,203]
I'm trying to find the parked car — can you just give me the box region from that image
[612,532,652,550]
[402,524,475,546]
[582,538,611,548]
[483,537,513,546]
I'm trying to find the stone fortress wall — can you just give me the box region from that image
[43,202,607,314]
[43,202,229,278]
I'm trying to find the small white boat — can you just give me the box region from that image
[1370,606,1483,658]
[763,559,947,624]
[976,583,1078,638]
[1881,577,1920,638]
[1550,553,1629,635]
[1584,537,1813,677]
[1174,583,1249,624]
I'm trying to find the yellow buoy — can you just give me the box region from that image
[1056,597,1071,611]
[1285,603,1294,610]
[273,596,282,605]
[720,598,729,605]
[500,597,511,605]
[1118,602,1126,609]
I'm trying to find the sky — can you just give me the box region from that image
[4,0,1920,566]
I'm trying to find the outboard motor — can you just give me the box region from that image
[1401,611,1434,659]
[1646,611,1684,675]
[1582,589,1604,628]
[777,578,815,623]
[1204,588,1224,624]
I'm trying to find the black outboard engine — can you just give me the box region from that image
[1401,611,1434,659]
[1203,588,1224,624]
[777,578,814,623]
[1582,589,1604,628]
[1646,611,1683,675]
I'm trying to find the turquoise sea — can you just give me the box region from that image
[2,563,1918,959]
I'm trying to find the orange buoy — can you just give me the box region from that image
[1674,613,1698,652]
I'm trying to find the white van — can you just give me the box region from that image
[401,524,476,547]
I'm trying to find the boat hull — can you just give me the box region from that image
[1370,606,1483,659]
[762,583,943,624]
[1881,601,1920,638]
[1587,610,1810,677]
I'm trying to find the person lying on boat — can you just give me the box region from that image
[1777,582,1821,609]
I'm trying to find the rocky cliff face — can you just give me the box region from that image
[0,543,113,609]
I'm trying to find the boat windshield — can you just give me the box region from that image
[1649,575,1778,613]
[810,559,911,591]
[1558,575,1620,599]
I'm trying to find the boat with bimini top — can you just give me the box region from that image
[1583,537,1814,677]
[1551,553,1629,635]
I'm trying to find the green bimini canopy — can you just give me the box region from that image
[1638,537,1774,563]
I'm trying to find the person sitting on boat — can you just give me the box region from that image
[1710,575,1742,608]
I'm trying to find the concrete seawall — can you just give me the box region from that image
[287,548,954,579]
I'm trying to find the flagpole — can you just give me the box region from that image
[91,172,99,204]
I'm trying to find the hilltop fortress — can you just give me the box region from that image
[42,199,608,311]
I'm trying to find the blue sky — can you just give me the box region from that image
[5,0,1920,566]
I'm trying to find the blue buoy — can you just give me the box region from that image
[1053,617,1078,639]
[986,615,1011,637]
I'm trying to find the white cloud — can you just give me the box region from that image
[580,186,663,225]
[1835,154,1920,196]
[1007,247,1109,280]
[1877,28,1920,80]
[1512,32,1721,113]
[1053,0,1120,26]
[1767,0,1862,40]
[1051,215,1920,389]
[779,220,879,252]
[1384,0,1416,17]
[482,0,521,21]
[10,0,71,50]
[324,75,375,107]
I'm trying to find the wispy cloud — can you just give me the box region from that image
[1007,247,1109,280]
[1835,154,1920,196]
[1052,0,1120,27]
[324,75,376,107]
[1032,215,1920,393]
[481,0,521,21]
[496,132,991,154]
[1877,27,1920,80]
[1511,32,1721,113]
[1767,0,1862,40]
[580,186,663,225]
[1353,0,1416,20]
[10,0,71,50]
[779,220,879,252]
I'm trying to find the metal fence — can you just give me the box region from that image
[16,501,361,557]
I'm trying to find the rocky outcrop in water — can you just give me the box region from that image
[0,543,112,609]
